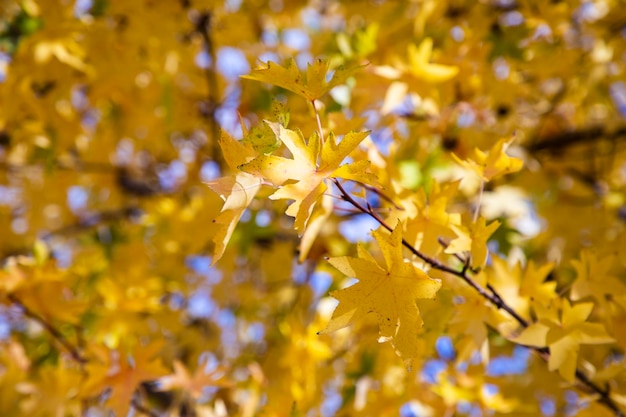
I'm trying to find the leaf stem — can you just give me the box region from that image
[473,178,484,223]
[311,99,325,144]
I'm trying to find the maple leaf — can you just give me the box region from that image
[241,58,361,101]
[407,38,459,83]
[513,300,613,382]
[445,217,500,268]
[157,358,231,399]
[518,261,557,306]
[452,138,523,182]
[0,256,86,324]
[449,294,492,362]
[19,365,83,417]
[571,250,626,310]
[372,38,459,83]
[206,131,263,263]
[82,342,168,416]
[320,223,441,364]
[400,181,462,258]
[240,121,377,234]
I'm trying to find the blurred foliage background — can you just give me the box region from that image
[1,0,626,416]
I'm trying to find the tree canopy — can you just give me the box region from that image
[1,0,626,416]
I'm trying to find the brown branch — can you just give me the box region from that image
[528,125,626,152]
[192,10,223,168]
[437,237,479,274]
[0,206,142,267]
[8,294,87,364]
[40,206,142,240]
[0,160,114,173]
[331,177,625,417]
[38,206,142,241]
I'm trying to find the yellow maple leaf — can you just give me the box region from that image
[400,181,461,258]
[372,38,458,84]
[518,261,557,306]
[157,358,231,399]
[449,293,492,362]
[571,250,626,309]
[241,58,361,101]
[206,131,263,263]
[320,223,441,364]
[445,217,500,268]
[513,299,613,382]
[20,365,83,417]
[82,342,168,417]
[240,121,377,234]
[452,138,523,182]
[0,256,86,325]
[407,38,459,83]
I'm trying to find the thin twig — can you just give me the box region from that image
[0,160,114,173]
[353,181,403,210]
[39,206,142,241]
[8,294,87,364]
[528,125,626,152]
[333,206,365,215]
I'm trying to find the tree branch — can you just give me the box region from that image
[331,177,625,417]
[8,294,87,364]
[192,9,223,168]
[528,125,626,152]
[39,206,142,241]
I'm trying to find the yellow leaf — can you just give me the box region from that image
[452,138,523,182]
[571,250,626,309]
[241,58,362,101]
[402,182,461,258]
[320,223,441,364]
[218,129,259,171]
[83,342,168,417]
[512,322,550,347]
[407,38,459,83]
[518,261,557,306]
[445,217,500,268]
[206,131,263,263]
[0,257,86,324]
[34,38,91,73]
[157,359,231,399]
[512,300,613,382]
[240,122,377,234]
